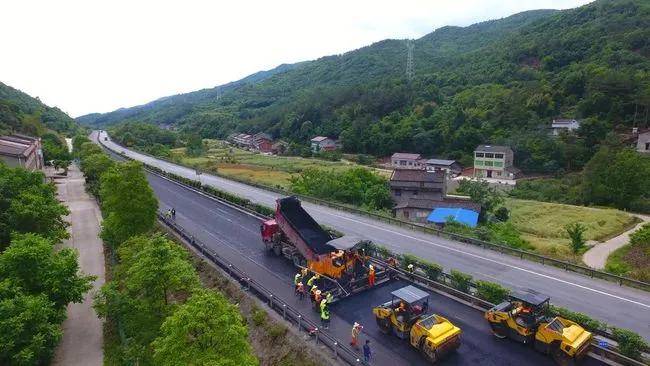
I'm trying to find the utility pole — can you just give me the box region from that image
[405,39,414,82]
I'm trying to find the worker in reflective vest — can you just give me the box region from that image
[368,264,376,286]
[320,299,330,329]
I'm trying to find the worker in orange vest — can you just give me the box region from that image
[368,264,376,287]
[350,322,364,349]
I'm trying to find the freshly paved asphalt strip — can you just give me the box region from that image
[52,165,104,366]
[93,130,650,340]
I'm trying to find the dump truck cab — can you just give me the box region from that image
[485,291,591,365]
[373,285,461,364]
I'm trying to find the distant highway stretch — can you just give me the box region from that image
[93,131,650,340]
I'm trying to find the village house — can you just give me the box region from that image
[390,153,423,169]
[271,140,288,155]
[251,132,273,153]
[424,159,462,176]
[310,136,337,153]
[230,133,253,148]
[0,134,44,171]
[473,145,518,180]
[393,197,481,224]
[637,130,650,154]
[550,119,581,136]
[390,169,446,203]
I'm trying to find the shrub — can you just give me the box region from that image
[252,308,267,326]
[449,270,472,293]
[265,323,288,341]
[494,207,509,221]
[475,281,510,304]
[612,328,648,360]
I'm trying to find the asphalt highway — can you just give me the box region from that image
[94,130,650,340]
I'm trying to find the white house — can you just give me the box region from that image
[550,119,581,136]
[637,131,650,154]
[310,136,337,153]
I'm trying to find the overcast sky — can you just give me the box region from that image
[0,0,592,117]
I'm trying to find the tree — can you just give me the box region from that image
[79,152,114,196]
[565,222,587,254]
[152,289,257,366]
[457,179,504,222]
[72,135,91,156]
[117,234,199,309]
[185,134,205,157]
[99,161,158,248]
[494,207,510,221]
[0,234,94,308]
[0,164,69,248]
[78,142,103,159]
[0,290,64,366]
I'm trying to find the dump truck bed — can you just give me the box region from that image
[276,196,334,255]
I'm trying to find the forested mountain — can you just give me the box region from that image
[0,82,78,136]
[79,0,650,172]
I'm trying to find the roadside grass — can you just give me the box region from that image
[605,227,650,282]
[170,139,389,189]
[505,199,639,260]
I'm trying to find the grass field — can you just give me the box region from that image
[171,139,389,188]
[605,223,650,282]
[505,199,639,259]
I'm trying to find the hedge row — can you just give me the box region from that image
[361,242,647,360]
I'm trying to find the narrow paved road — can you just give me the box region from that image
[94,131,650,340]
[52,164,105,366]
[583,214,650,269]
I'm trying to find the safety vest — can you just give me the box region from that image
[307,276,315,287]
[320,299,328,312]
[326,292,333,303]
[321,308,330,320]
[294,273,301,285]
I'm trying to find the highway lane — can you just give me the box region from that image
[94,131,650,339]
[147,168,584,366]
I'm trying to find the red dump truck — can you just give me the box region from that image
[261,196,389,299]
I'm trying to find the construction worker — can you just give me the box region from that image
[171,207,176,219]
[293,272,302,292]
[296,281,305,300]
[368,264,376,287]
[301,267,309,278]
[350,322,363,349]
[407,263,415,279]
[310,285,318,304]
[307,273,319,288]
[320,302,330,329]
[325,291,333,304]
[314,290,322,310]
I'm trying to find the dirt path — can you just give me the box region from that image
[52,164,105,366]
[583,214,650,269]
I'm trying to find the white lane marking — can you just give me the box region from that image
[101,132,650,309]
[307,206,650,309]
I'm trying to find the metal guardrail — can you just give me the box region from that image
[98,135,649,292]
[158,213,366,365]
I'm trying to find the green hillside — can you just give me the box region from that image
[0,82,78,136]
[78,0,650,173]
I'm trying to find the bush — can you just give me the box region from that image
[265,323,288,341]
[475,280,510,304]
[252,308,267,326]
[494,207,509,221]
[612,328,648,360]
[449,270,472,293]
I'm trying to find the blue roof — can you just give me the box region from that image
[427,208,479,228]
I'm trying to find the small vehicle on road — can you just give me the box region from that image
[373,285,462,363]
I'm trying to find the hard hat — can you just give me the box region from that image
[315,290,321,295]
[369,264,374,270]
[354,322,360,327]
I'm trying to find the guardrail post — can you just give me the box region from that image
[282,304,286,320]
[333,342,338,358]
[269,294,273,308]
[314,328,319,344]
[297,315,301,331]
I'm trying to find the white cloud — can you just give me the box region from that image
[0,0,592,117]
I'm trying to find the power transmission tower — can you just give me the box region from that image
[405,39,414,81]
